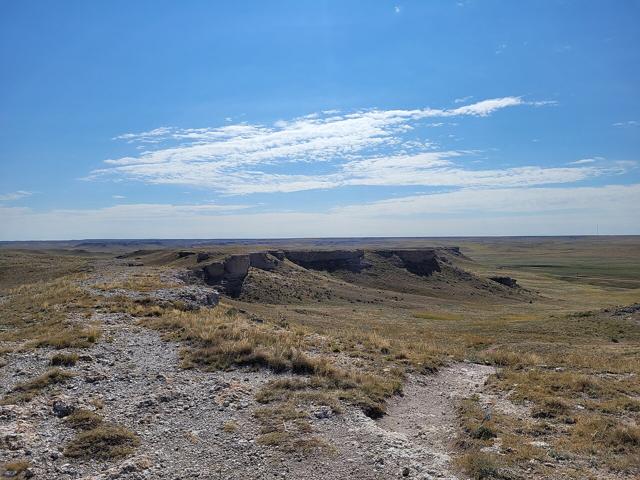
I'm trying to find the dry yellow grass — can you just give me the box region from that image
[64,425,139,459]
[93,270,179,292]
[0,276,99,349]
[50,352,79,366]
[0,460,31,480]
[143,305,404,419]
[64,409,104,430]
[62,408,139,460]
[2,368,74,404]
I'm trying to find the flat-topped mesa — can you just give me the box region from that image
[373,249,442,276]
[200,247,459,297]
[280,249,366,272]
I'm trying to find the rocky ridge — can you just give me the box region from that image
[200,248,461,297]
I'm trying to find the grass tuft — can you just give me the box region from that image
[2,368,74,404]
[64,408,104,430]
[0,460,31,479]
[50,352,79,366]
[64,425,139,459]
[456,451,500,480]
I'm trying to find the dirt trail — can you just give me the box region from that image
[376,363,495,479]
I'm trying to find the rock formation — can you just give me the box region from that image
[202,252,281,296]
[281,250,366,272]
[489,276,519,288]
[201,248,455,297]
[374,249,442,277]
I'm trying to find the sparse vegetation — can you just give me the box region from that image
[143,306,403,420]
[93,271,179,292]
[0,238,638,476]
[0,460,31,479]
[64,408,104,430]
[456,452,500,480]
[222,420,238,432]
[64,424,140,459]
[62,408,139,459]
[50,352,79,366]
[0,275,99,349]
[2,368,74,404]
[254,403,332,453]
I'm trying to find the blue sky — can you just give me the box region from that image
[1,0,639,239]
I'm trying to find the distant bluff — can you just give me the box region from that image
[198,248,461,297]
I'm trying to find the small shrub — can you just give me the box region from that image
[2,368,74,404]
[531,397,571,419]
[65,409,104,430]
[571,416,640,454]
[222,421,238,433]
[34,326,100,349]
[64,425,139,459]
[14,368,74,392]
[0,460,31,479]
[471,424,497,440]
[50,352,78,366]
[457,452,500,479]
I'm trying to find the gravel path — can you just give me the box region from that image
[377,364,495,479]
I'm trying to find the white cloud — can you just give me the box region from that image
[0,190,32,202]
[143,151,622,195]
[332,184,640,217]
[394,5,401,14]
[112,195,126,199]
[88,97,559,194]
[569,157,605,165]
[613,120,639,127]
[1,184,638,240]
[495,43,507,55]
[446,97,522,117]
[342,158,614,189]
[454,96,473,104]
[570,159,595,165]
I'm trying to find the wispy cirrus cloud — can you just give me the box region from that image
[89,96,562,195]
[217,151,620,195]
[454,96,473,104]
[0,190,32,202]
[568,156,608,165]
[613,120,639,127]
[332,183,640,217]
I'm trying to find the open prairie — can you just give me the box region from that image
[1,236,639,479]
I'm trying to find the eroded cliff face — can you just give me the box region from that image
[202,252,282,297]
[373,249,441,277]
[280,250,366,272]
[200,248,453,297]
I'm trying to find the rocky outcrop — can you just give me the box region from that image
[201,248,457,296]
[249,252,279,271]
[218,255,250,297]
[203,262,225,283]
[282,250,366,272]
[489,276,519,288]
[196,252,210,263]
[374,249,442,276]
[202,252,281,296]
[225,254,250,276]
